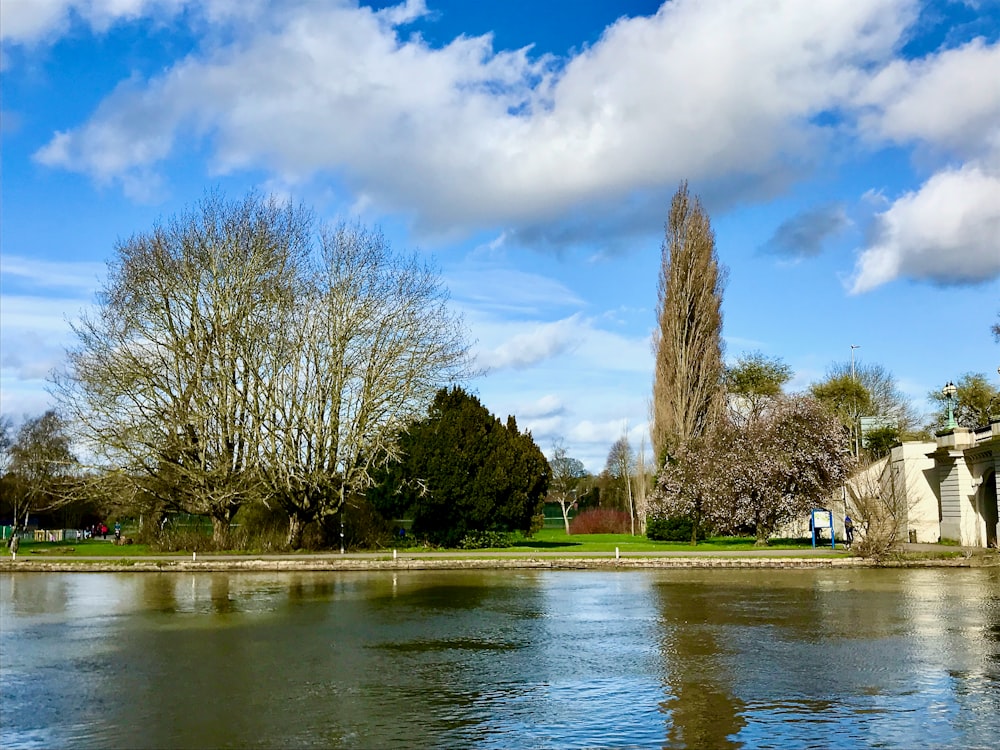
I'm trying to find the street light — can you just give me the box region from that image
[942,381,958,429]
[850,345,861,456]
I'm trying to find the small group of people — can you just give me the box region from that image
[85,523,110,539]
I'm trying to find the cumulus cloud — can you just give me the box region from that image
[32,0,916,237]
[760,203,850,258]
[849,164,1000,293]
[847,34,1000,291]
[857,37,1000,161]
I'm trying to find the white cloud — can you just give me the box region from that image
[857,38,1000,161]
[0,0,73,43]
[515,394,566,420]
[0,257,100,409]
[0,376,57,420]
[850,164,1000,293]
[0,294,88,332]
[847,36,1000,291]
[448,266,583,316]
[0,296,80,384]
[476,314,585,371]
[0,0,281,47]
[33,0,916,236]
[1,254,104,291]
[0,0,192,44]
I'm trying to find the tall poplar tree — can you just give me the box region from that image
[651,182,726,466]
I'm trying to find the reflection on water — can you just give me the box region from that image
[1,569,998,749]
[655,582,747,748]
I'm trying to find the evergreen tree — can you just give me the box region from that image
[373,388,549,546]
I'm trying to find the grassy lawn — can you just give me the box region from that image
[2,539,156,556]
[510,528,819,553]
[2,530,827,557]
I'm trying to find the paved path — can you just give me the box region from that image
[3,542,984,571]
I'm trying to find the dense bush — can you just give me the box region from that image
[457,530,520,549]
[647,515,698,542]
[569,508,631,534]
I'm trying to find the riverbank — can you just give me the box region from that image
[2,545,996,572]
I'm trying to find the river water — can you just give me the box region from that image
[1,568,998,749]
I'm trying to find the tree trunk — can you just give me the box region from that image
[561,503,571,535]
[754,520,769,547]
[211,515,230,548]
[690,504,699,546]
[626,475,635,536]
[287,513,305,549]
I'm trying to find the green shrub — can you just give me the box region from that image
[457,530,519,549]
[647,515,702,542]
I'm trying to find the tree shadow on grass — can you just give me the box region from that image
[511,540,583,549]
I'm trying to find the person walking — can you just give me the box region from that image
[844,515,855,547]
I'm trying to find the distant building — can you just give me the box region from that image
[781,420,999,548]
[930,422,999,547]
[848,422,999,548]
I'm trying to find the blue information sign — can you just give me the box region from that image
[810,509,835,549]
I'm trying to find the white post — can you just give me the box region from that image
[193,551,196,561]
[615,547,620,559]
[393,549,397,560]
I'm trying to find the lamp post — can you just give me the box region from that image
[850,345,861,455]
[942,381,958,429]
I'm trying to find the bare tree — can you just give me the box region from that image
[548,440,587,534]
[633,436,650,535]
[605,433,636,535]
[811,361,920,454]
[55,193,471,550]
[652,181,726,467]
[6,410,78,532]
[0,415,12,477]
[846,455,917,563]
[54,191,312,545]
[255,224,471,548]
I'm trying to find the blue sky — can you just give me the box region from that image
[2,0,999,471]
